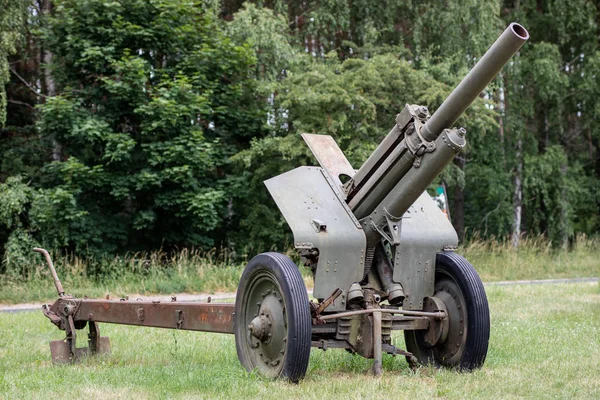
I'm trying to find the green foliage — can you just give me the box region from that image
[0,0,599,272]
[0,0,28,125]
[232,53,496,247]
[0,175,31,228]
[0,0,269,264]
[226,3,300,81]
[0,176,38,275]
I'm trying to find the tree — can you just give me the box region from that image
[232,52,496,250]
[0,0,28,126]
[0,0,267,265]
[1,0,598,269]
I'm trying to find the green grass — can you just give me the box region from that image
[0,282,598,399]
[1,235,598,305]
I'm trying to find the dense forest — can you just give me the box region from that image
[1,0,599,273]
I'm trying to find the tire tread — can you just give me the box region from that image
[404,252,490,371]
[437,252,490,370]
[235,252,311,382]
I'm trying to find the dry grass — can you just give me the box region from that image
[460,233,599,282]
[0,235,598,304]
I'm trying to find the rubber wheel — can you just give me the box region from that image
[234,252,311,382]
[404,252,490,370]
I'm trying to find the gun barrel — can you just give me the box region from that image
[421,23,529,141]
[347,23,529,244]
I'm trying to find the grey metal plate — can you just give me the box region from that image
[393,192,458,310]
[265,166,366,311]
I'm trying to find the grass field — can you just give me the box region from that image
[0,235,598,305]
[0,282,598,399]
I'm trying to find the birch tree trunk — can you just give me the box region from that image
[497,73,506,168]
[559,162,568,249]
[41,0,61,161]
[511,135,522,249]
[452,157,466,242]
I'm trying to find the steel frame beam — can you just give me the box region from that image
[49,298,236,334]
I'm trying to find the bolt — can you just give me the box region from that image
[457,127,467,137]
[418,106,428,118]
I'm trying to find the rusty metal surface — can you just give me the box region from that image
[49,319,111,363]
[73,299,235,334]
[317,307,445,321]
[49,340,71,363]
[311,288,343,322]
[49,337,111,364]
[391,316,429,331]
[301,133,355,192]
[34,248,65,297]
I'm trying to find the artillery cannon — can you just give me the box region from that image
[39,23,529,382]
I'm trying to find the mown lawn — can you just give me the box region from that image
[0,282,598,399]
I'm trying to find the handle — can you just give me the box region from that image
[33,248,65,297]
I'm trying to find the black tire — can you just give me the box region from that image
[405,252,490,370]
[234,252,311,382]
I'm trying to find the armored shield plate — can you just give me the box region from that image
[394,192,458,310]
[265,166,366,311]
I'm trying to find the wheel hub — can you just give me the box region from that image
[247,290,287,368]
[431,279,467,363]
[249,314,271,341]
[403,253,490,371]
[422,296,449,347]
[234,253,312,382]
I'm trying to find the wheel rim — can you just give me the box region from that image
[431,270,468,365]
[404,252,489,370]
[240,270,288,377]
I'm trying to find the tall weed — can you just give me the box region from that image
[1,235,598,304]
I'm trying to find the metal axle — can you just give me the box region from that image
[317,307,446,321]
